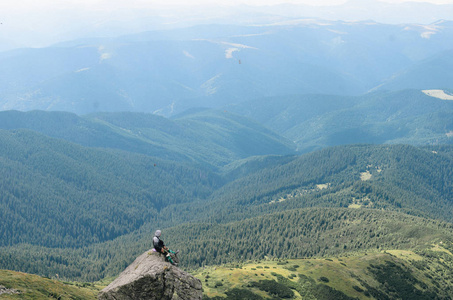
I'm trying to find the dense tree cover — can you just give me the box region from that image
[250,279,294,298]
[3,125,453,282]
[212,146,356,206]
[205,144,453,223]
[227,90,453,152]
[0,110,295,168]
[366,261,438,300]
[164,208,453,269]
[2,208,453,281]
[0,129,222,248]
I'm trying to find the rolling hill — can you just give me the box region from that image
[197,246,453,300]
[0,110,295,168]
[0,269,100,299]
[3,238,453,299]
[374,49,453,92]
[227,89,453,152]
[206,144,453,224]
[1,20,452,115]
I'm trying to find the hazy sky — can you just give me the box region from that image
[1,0,453,49]
[1,0,453,10]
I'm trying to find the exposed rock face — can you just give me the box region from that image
[98,250,202,300]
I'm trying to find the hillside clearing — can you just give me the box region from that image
[360,171,372,181]
[422,89,453,100]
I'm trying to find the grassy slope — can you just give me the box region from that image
[195,244,453,300]
[0,270,103,299]
[2,243,452,300]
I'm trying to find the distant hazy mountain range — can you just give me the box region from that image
[2,88,453,161]
[226,89,453,152]
[1,0,452,51]
[0,20,452,115]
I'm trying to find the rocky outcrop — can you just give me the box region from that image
[0,285,20,296]
[98,250,202,300]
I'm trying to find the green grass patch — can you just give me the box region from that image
[0,269,99,299]
[194,248,453,300]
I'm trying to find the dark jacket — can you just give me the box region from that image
[153,236,165,252]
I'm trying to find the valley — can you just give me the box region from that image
[2,118,453,283]
[1,1,453,298]
[1,105,453,300]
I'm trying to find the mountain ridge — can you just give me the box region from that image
[1,20,452,115]
[0,110,295,168]
[226,89,453,152]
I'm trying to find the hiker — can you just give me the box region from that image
[153,230,179,265]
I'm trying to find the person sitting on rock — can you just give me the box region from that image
[153,230,179,266]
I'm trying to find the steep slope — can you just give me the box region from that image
[0,129,222,248]
[0,110,295,168]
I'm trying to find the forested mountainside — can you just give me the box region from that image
[2,1,453,298]
[226,89,453,152]
[0,129,223,248]
[2,127,453,281]
[206,144,453,223]
[2,88,453,164]
[0,110,295,168]
[376,50,453,92]
[2,207,453,283]
[166,208,453,268]
[1,21,452,115]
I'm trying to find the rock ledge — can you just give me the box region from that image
[98,250,202,300]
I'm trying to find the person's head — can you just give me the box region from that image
[155,230,161,237]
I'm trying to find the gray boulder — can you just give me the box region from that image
[98,250,202,300]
